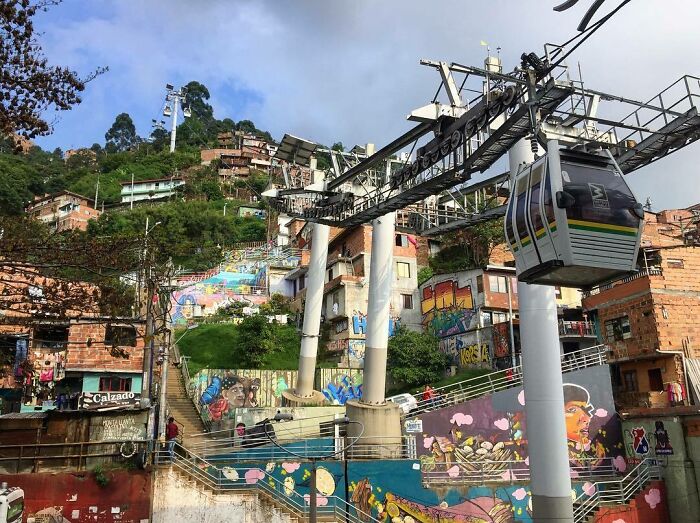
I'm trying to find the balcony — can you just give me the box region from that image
[558,320,595,338]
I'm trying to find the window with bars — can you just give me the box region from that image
[604,316,631,342]
[99,376,132,392]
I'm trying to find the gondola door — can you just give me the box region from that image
[510,161,541,273]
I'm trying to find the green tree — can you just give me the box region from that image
[105,113,139,152]
[236,119,256,134]
[237,315,278,367]
[184,81,214,122]
[259,293,290,316]
[387,328,447,388]
[331,142,344,152]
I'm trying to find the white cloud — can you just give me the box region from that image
[33,0,700,208]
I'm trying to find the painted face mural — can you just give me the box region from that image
[223,375,261,408]
[563,384,606,467]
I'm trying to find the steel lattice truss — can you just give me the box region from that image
[268,49,700,237]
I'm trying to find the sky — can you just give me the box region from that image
[32,0,700,210]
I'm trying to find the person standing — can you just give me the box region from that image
[165,417,179,462]
[422,385,435,408]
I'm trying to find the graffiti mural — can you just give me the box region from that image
[416,365,624,476]
[192,369,296,427]
[421,277,475,338]
[438,331,493,369]
[492,322,510,360]
[348,340,366,368]
[207,453,624,523]
[351,311,399,336]
[319,368,363,405]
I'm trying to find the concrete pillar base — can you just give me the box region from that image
[281,389,326,406]
[345,400,403,459]
[531,495,574,523]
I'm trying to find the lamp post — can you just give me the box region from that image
[263,414,364,523]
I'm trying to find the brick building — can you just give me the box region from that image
[0,269,146,414]
[26,191,101,232]
[582,208,700,410]
[286,223,425,368]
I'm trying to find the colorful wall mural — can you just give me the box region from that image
[318,368,363,405]
[204,453,663,523]
[171,245,301,324]
[415,364,624,480]
[192,369,297,430]
[421,277,475,338]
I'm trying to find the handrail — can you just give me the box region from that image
[154,442,382,523]
[572,458,661,523]
[582,268,663,298]
[422,457,619,486]
[171,341,211,432]
[197,436,417,462]
[406,344,608,418]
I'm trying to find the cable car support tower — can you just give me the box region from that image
[265,3,700,522]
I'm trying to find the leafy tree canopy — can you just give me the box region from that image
[387,327,448,388]
[105,113,139,152]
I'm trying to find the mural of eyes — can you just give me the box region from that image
[200,376,222,405]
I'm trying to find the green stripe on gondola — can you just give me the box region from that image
[568,219,638,237]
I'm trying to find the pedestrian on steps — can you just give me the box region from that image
[166,417,179,462]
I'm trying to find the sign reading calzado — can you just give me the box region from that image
[80,391,141,411]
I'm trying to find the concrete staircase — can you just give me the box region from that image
[165,362,205,448]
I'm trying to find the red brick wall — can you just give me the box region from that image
[593,480,670,523]
[0,470,151,522]
[66,321,144,372]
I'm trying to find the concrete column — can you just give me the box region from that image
[361,211,395,405]
[509,139,573,522]
[286,222,329,403]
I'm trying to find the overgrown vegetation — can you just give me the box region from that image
[92,464,110,487]
[429,217,505,274]
[387,327,448,389]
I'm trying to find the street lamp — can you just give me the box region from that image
[263,414,364,523]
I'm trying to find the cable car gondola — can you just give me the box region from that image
[504,140,645,288]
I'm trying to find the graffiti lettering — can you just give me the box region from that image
[459,343,490,366]
[320,369,363,405]
[351,311,399,336]
[326,339,349,353]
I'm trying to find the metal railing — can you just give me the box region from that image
[154,442,382,523]
[171,342,211,432]
[186,412,345,454]
[198,436,417,463]
[406,344,608,418]
[559,320,595,337]
[572,459,661,523]
[582,268,663,298]
[0,440,148,474]
[422,457,619,486]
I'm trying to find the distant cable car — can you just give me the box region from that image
[504,141,644,288]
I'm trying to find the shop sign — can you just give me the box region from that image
[80,391,141,411]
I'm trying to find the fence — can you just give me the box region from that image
[572,459,661,523]
[154,442,382,523]
[422,457,620,486]
[0,440,148,474]
[407,344,608,418]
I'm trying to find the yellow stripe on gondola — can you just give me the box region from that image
[535,227,547,239]
[568,219,638,236]
[520,236,532,247]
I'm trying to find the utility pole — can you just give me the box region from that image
[94,173,100,210]
[162,84,191,154]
